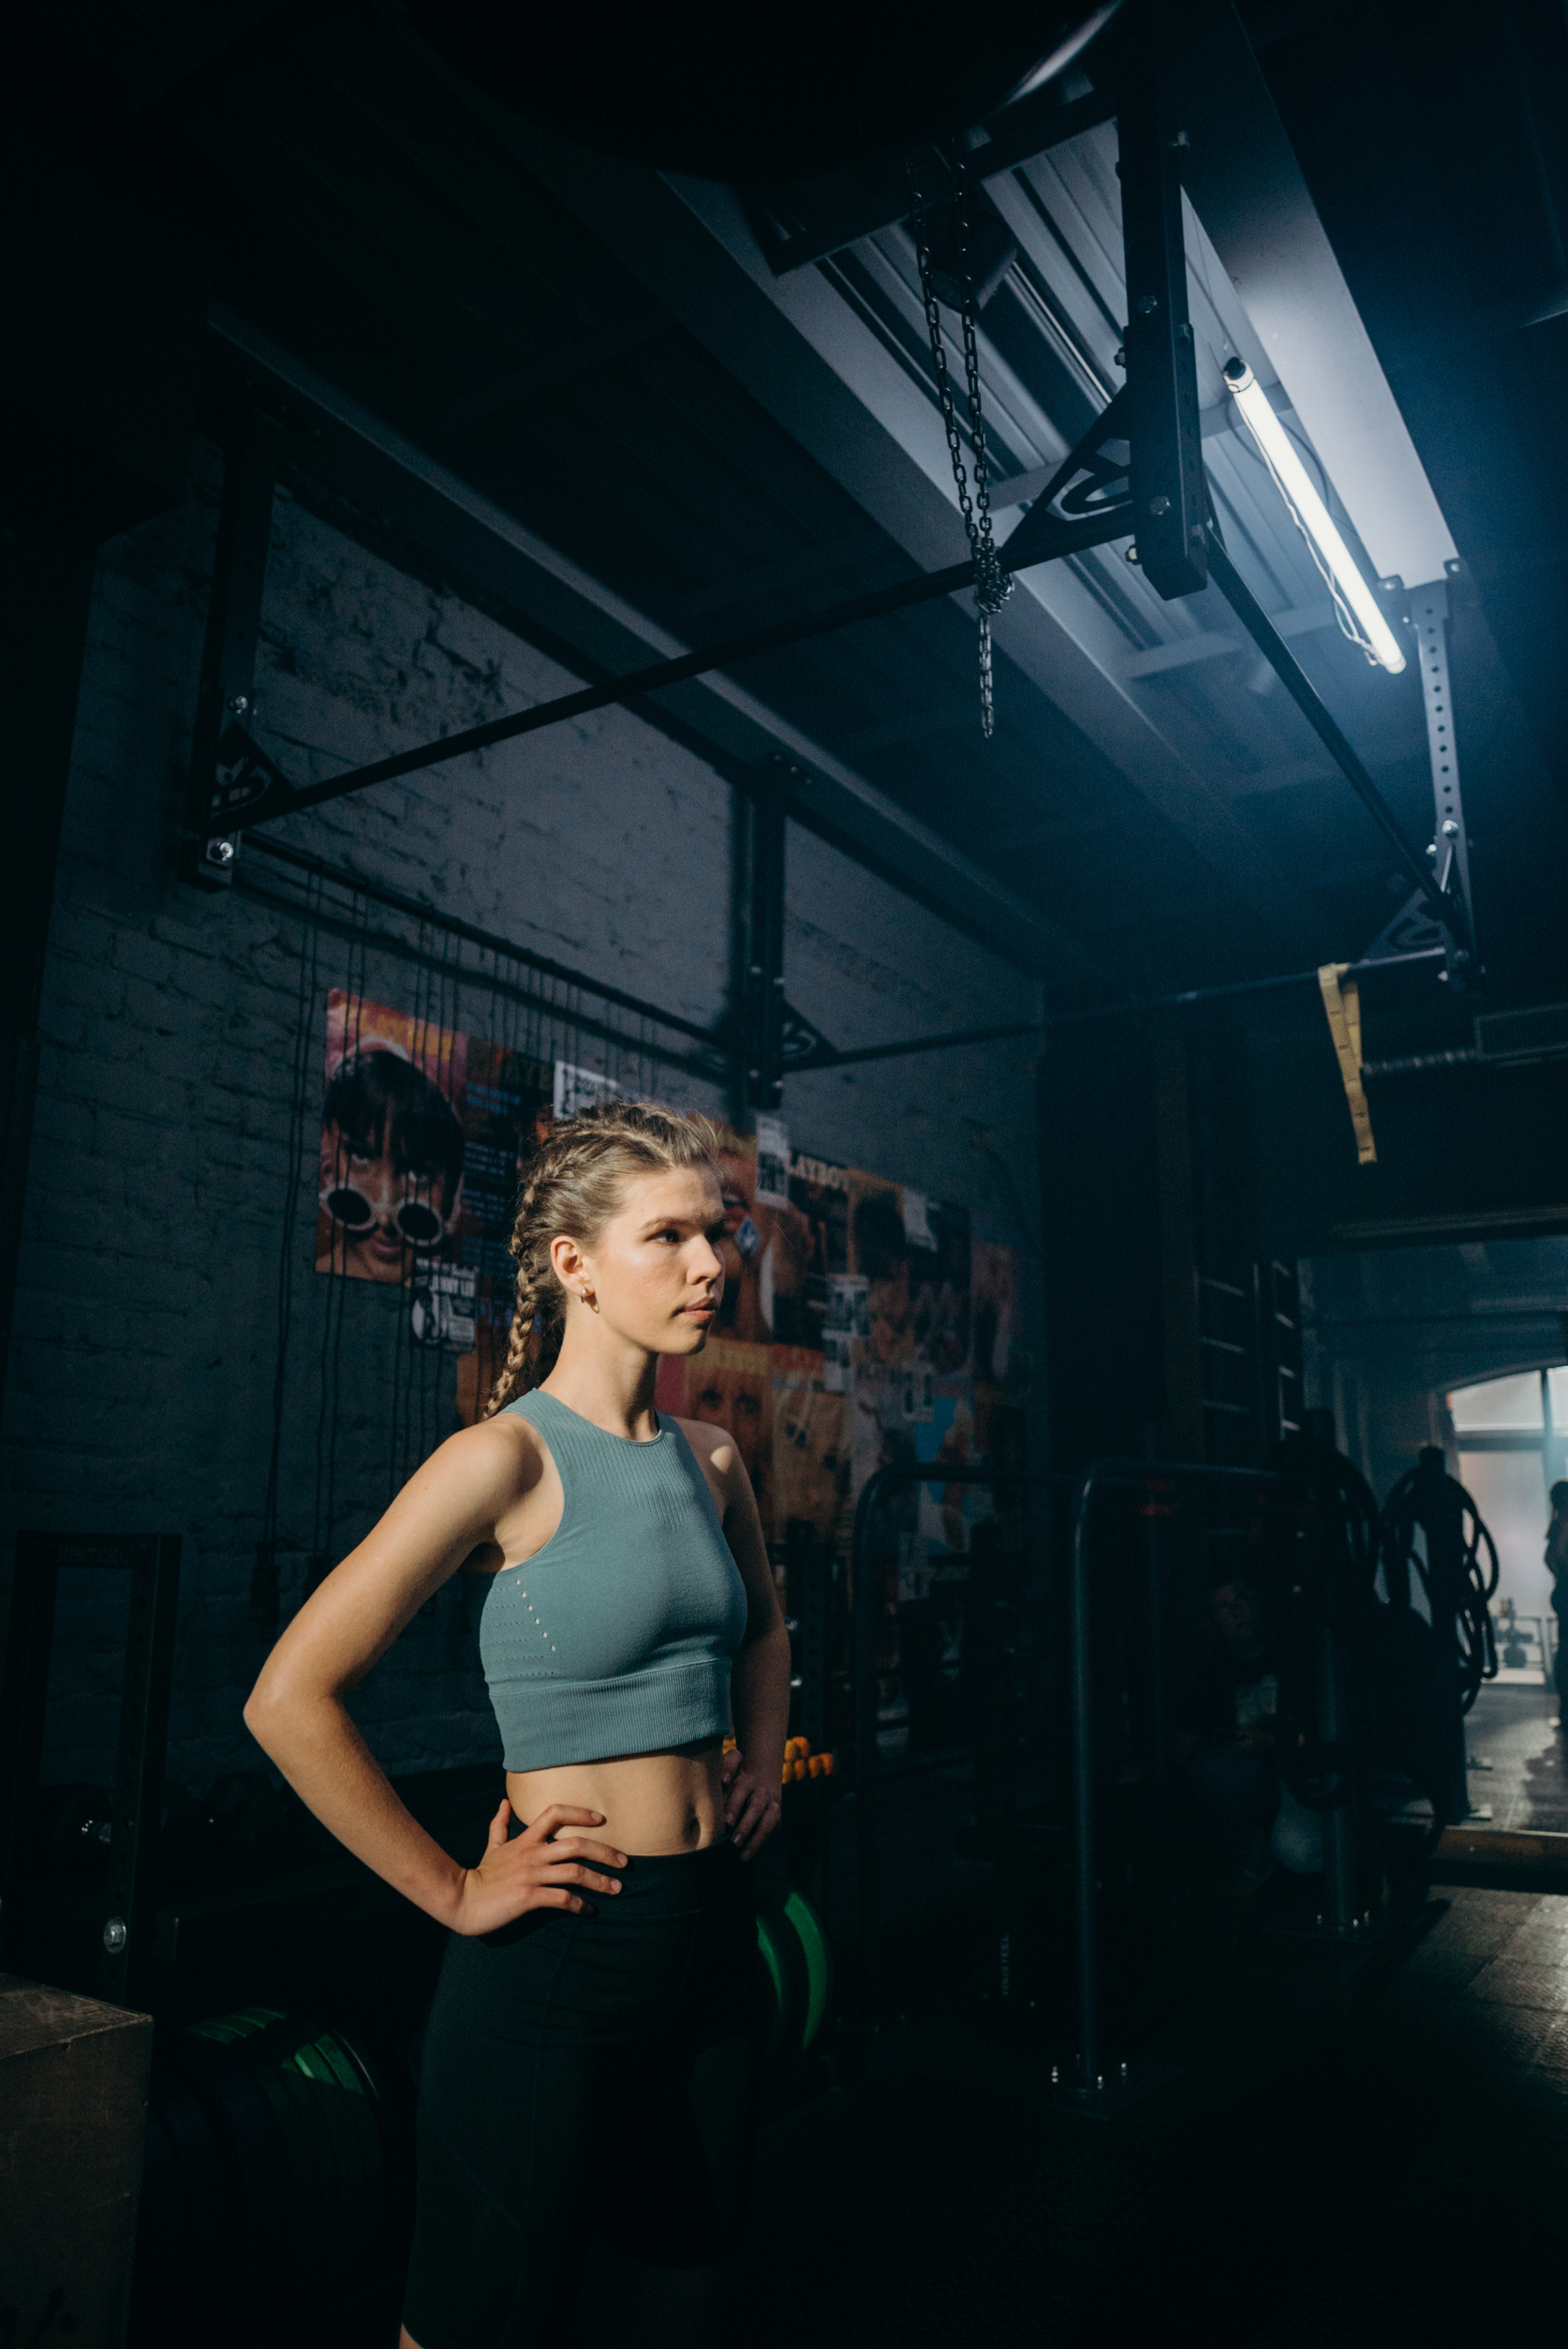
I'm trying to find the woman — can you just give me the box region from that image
[246,1100,791,2347]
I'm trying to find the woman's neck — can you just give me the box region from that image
[541,1327,661,1440]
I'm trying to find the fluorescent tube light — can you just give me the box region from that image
[1222,357,1407,675]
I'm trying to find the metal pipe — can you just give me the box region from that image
[791,946,1444,1075]
[1140,1479,1176,1803]
[1069,1477,1101,2088]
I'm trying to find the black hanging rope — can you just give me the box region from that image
[1382,1455,1500,1716]
[251,876,322,1631]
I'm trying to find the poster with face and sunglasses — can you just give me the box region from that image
[317,993,553,1351]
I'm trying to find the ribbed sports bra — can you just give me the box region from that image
[477,1389,751,1773]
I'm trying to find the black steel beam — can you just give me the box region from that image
[188,407,281,886]
[1117,5,1207,601]
[217,505,1132,835]
[1203,529,1466,948]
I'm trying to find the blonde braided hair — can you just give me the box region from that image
[481,1099,725,1419]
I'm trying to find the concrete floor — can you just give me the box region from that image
[746,1880,1568,2348]
[1465,1679,1568,1831]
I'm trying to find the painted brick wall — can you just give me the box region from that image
[2,445,1043,1797]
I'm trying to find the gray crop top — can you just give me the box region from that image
[477,1389,751,1772]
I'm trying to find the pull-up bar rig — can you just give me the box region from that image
[187,2,1471,1103]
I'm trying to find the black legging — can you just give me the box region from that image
[402,1837,762,2349]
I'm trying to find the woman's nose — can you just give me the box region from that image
[693,1236,724,1284]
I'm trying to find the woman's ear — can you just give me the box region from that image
[550,1233,584,1290]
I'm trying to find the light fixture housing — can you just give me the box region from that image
[1222,357,1407,675]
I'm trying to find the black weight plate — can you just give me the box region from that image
[334,2022,418,2233]
[180,2034,292,2301]
[152,2084,228,2305]
[214,2008,371,2290]
[234,2010,351,2291]
[134,2110,190,2312]
[312,2026,385,2245]
[288,2027,373,2281]
[252,2023,344,2297]
[193,2014,330,2290]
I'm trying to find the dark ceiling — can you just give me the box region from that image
[22,0,1568,1029]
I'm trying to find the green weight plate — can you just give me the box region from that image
[781,1888,833,2053]
[754,1907,795,2069]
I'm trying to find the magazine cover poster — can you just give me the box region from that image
[769,1152,850,1350]
[908,1199,972,1375]
[317,991,467,1286]
[656,1339,774,1524]
[915,1376,981,1568]
[969,1222,1025,1385]
[770,1345,850,1545]
[708,1128,775,1345]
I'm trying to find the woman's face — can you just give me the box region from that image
[319,1121,455,1286]
[569,1166,727,1357]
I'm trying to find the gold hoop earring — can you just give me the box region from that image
[580,1286,599,1315]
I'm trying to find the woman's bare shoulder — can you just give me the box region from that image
[424,1407,550,1498]
[671,1413,740,1483]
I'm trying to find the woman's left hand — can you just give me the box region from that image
[721,1747,781,1859]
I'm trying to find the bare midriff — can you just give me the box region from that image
[507,1736,726,1856]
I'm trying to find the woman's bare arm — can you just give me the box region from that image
[682,1420,791,1856]
[244,1420,625,1932]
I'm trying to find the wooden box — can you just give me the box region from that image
[0,1973,152,2347]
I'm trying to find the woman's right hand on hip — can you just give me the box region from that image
[451,1800,626,1936]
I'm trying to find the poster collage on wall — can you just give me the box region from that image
[316,992,1028,1592]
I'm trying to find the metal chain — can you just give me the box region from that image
[908,154,1013,737]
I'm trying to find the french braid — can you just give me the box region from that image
[481,1100,723,1419]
